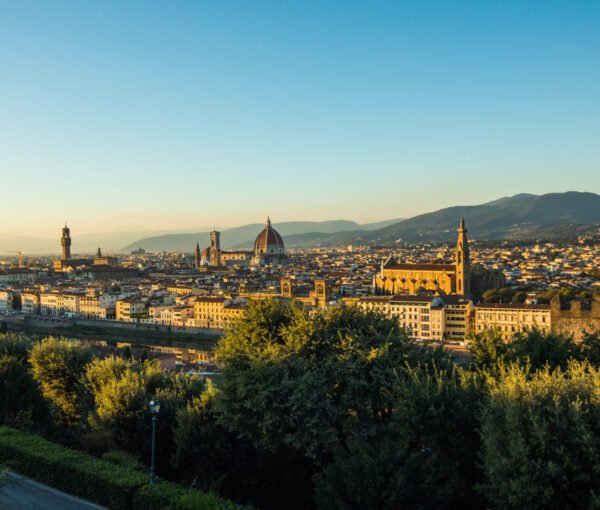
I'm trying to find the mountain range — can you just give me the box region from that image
[283,191,600,247]
[119,219,403,253]
[123,191,600,252]
[2,192,598,255]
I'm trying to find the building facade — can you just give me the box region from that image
[376,218,503,297]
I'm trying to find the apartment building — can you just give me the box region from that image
[474,302,551,340]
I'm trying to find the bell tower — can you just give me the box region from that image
[195,242,201,269]
[210,230,221,267]
[61,224,72,260]
[455,216,471,296]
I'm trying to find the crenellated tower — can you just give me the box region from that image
[455,216,471,296]
[61,224,72,260]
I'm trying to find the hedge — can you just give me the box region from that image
[133,483,249,510]
[0,426,245,510]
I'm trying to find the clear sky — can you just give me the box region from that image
[1,0,599,236]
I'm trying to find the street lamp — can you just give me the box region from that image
[148,399,160,484]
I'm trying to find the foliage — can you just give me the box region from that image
[85,356,204,472]
[468,329,507,370]
[0,425,146,509]
[0,333,33,362]
[314,366,485,510]
[133,481,247,510]
[216,300,445,459]
[470,328,586,371]
[0,355,49,431]
[507,329,582,371]
[479,362,600,510]
[211,300,452,508]
[482,288,516,304]
[0,426,241,510]
[101,450,144,471]
[28,337,93,427]
[580,332,600,366]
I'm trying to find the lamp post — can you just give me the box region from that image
[148,399,160,485]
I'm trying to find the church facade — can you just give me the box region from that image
[375,218,504,297]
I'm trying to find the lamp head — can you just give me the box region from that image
[148,399,160,414]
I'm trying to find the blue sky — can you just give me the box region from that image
[1,1,599,235]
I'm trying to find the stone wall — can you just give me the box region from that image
[550,295,600,341]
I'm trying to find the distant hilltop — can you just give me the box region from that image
[2,191,599,255]
[121,191,600,252]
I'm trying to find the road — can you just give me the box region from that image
[0,472,105,510]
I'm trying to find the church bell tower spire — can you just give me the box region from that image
[455,216,470,295]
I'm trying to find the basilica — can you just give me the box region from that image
[375,218,504,297]
[196,218,288,268]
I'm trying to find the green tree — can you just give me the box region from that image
[580,332,600,366]
[85,356,204,471]
[479,362,600,509]
[0,333,33,362]
[470,329,583,372]
[173,382,269,506]
[213,300,451,508]
[0,355,49,431]
[315,367,485,510]
[507,329,582,371]
[511,291,528,304]
[28,337,93,428]
[469,329,507,370]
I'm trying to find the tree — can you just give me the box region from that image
[213,299,451,508]
[173,382,267,506]
[580,332,600,367]
[511,291,528,304]
[315,367,485,510]
[479,362,600,509]
[28,337,93,428]
[469,329,507,370]
[0,355,49,431]
[507,329,582,371]
[85,356,204,472]
[470,329,583,372]
[0,333,33,362]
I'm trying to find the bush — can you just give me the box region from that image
[132,481,187,510]
[0,426,244,510]
[479,362,600,509]
[0,425,145,509]
[0,333,33,362]
[29,337,93,427]
[132,480,248,510]
[101,450,144,471]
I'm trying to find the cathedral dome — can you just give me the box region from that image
[254,218,284,256]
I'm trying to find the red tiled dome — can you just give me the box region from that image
[254,218,284,255]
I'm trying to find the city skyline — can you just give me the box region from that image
[2,1,600,235]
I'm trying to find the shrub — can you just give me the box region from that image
[0,426,245,510]
[132,481,248,510]
[0,333,33,362]
[479,362,600,509]
[0,426,145,509]
[101,450,144,471]
[132,481,187,510]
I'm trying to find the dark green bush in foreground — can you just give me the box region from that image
[0,426,244,510]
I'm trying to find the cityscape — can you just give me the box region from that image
[2,213,600,352]
[1,2,600,510]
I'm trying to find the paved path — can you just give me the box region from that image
[0,472,106,510]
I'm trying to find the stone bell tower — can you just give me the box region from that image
[61,224,72,260]
[455,216,471,296]
[209,230,221,267]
